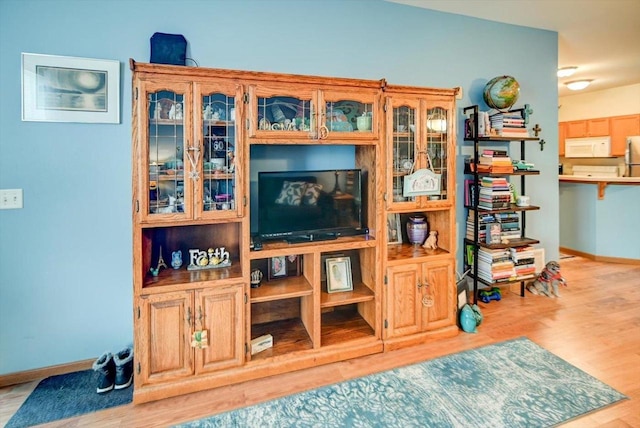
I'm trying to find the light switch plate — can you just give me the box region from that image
[0,189,23,209]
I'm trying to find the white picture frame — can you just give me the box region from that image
[21,53,120,123]
[326,256,353,293]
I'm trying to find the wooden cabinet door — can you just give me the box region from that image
[565,118,610,138]
[565,120,587,138]
[421,259,455,331]
[558,122,566,156]
[385,264,422,338]
[137,292,193,386]
[610,114,640,156]
[587,117,610,136]
[195,284,245,374]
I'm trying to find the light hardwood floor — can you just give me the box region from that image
[1,256,638,427]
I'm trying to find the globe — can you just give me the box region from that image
[483,76,520,111]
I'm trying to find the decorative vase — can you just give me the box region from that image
[406,215,428,245]
[356,113,371,131]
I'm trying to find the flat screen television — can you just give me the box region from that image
[257,169,367,242]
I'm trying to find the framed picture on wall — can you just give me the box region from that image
[21,53,120,123]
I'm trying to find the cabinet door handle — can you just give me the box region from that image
[197,306,204,328]
[319,112,329,139]
[417,282,423,288]
[186,140,201,180]
[186,307,192,326]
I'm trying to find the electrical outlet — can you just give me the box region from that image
[0,189,23,209]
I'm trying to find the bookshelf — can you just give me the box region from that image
[463,105,540,304]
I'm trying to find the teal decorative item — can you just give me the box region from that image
[460,303,479,333]
[171,250,183,269]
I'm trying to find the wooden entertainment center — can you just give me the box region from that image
[131,60,459,403]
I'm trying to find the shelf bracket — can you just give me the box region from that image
[598,182,606,200]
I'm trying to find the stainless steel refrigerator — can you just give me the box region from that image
[625,136,640,177]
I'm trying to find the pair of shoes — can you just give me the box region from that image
[92,347,133,394]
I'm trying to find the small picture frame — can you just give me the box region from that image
[325,256,353,293]
[268,256,287,280]
[387,213,402,245]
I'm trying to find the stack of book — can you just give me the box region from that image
[477,149,514,173]
[510,245,537,280]
[477,247,516,283]
[495,211,520,241]
[489,111,529,138]
[465,209,495,242]
[478,177,511,210]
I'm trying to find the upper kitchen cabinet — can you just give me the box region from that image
[558,122,566,156]
[560,114,640,157]
[610,114,640,156]
[565,117,610,138]
[246,77,382,144]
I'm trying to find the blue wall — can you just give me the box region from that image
[0,0,558,374]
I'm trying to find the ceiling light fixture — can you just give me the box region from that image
[565,80,593,91]
[557,66,578,78]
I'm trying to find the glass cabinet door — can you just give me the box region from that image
[388,98,419,207]
[321,89,378,140]
[247,85,316,139]
[197,83,243,219]
[144,82,192,221]
[424,103,452,201]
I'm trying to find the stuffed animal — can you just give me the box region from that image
[526,261,566,298]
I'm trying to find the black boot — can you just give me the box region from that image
[92,352,115,393]
[113,347,133,390]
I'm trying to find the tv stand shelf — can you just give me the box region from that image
[249,235,377,259]
[321,283,375,308]
[250,276,313,303]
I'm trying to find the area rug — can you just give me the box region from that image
[6,369,132,428]
[176,337,626,428]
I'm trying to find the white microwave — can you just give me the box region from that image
[565,136,611,158]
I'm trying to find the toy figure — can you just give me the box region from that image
[203,105,213,120]
[174,102,183,119]
[171,250,183,269]
[422,231,438,250]
[527,261,566,297]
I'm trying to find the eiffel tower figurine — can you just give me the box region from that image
[156,245,168,270]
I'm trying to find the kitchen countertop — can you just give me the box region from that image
[559,175,640,199]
